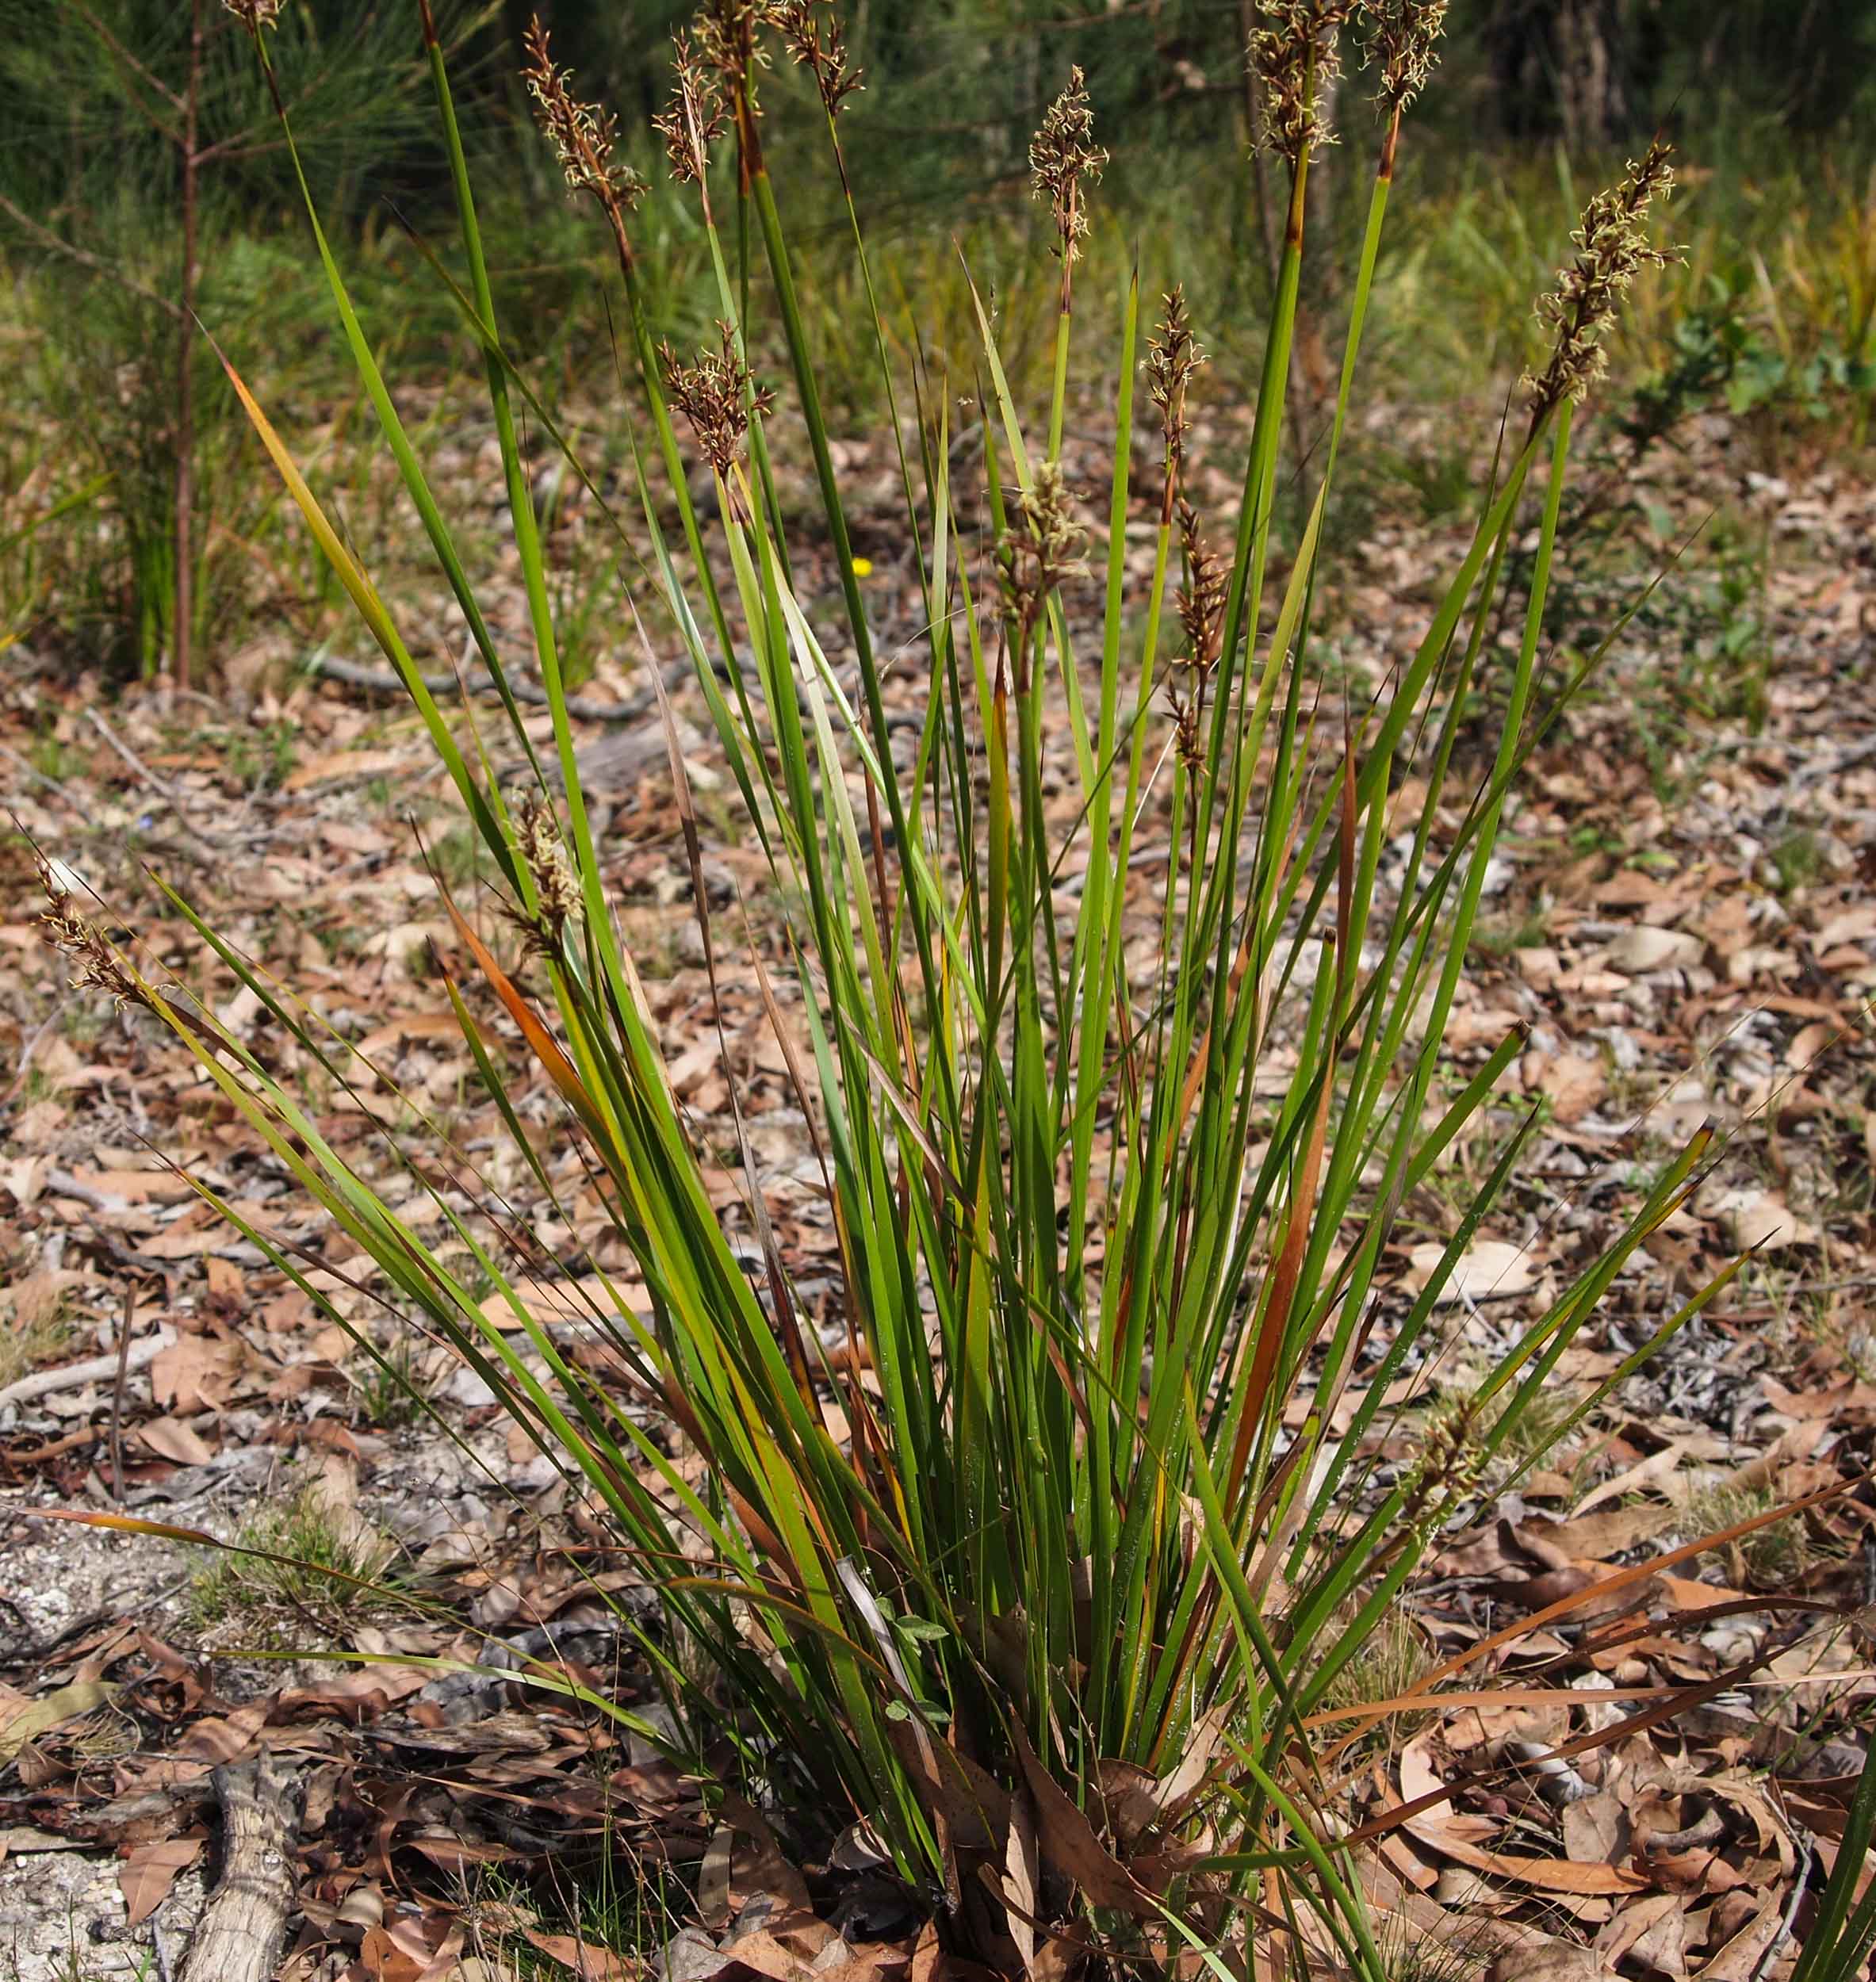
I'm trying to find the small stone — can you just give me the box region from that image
[660,1927,726,1982]
[438,1365,496,1409]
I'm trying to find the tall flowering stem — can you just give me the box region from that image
[1249,2,1356,176]
[1360,0,1448,174]
[655,33,729,212]
[691,0,771,189]
[1029,66,1108,458]
[523,17,646,272]
[1311,0,1449,517]
[1146,285,1204,526]
[1029,66,1107,298]
[775,0,862,121]
[514,13,744,720]
[1527,141,1679,419]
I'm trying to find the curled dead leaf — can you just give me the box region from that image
[1010,1724,1152,1919]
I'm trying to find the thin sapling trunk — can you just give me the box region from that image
[172,0,202,691]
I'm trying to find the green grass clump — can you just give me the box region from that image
[1314,1601,1435,1754]
[47,2,1754,1973]
[345,1331,438,1429]
[1682,1479,1833,1590]
[1771,828,1828,896]
[190,1475,397,1644]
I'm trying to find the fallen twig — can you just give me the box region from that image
[309,649,683,723]
[3,1003,70,1105]
[0,740,82,813]
[42,1165,132,1212]
[177,1751,302,1982]
[1751,1827,1813,1981]
[151,1905,177,1982]
[0,1326,174,1411]
[1790,733,1876,790]
[80,707,243,850]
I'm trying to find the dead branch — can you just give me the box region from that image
[178,1751,302,1982]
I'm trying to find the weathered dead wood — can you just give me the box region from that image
[310,649,676,722]
[0,1327,174,1411]
[177,1751,302,1982]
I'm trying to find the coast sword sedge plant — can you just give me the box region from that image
[47,1,1718,1971]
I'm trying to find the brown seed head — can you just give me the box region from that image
[1028,67,1108,268]
[775,1,862,118]
[514,795,581,951]
[1250,2,1357,164]
[1360,0,1447,112]
[523,17,645,220]
[662,323,773,480]
[997,459,1089,631]
[222,0,283,33]
[656,33,730,186]
[1165,503,1228,773]
[36,863,145,1010]
[1400,1395,1489,1539]
[1146,286,1206,470]
[1526,140,1679,414]
[1173,502,1227,679]
[692,0,775,94]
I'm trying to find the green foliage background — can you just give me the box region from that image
[0,0,1871,676]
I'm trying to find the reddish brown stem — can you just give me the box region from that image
[1379,102,1403,182]
[172,0,202,691]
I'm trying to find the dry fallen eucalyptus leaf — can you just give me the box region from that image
[0,1678,122,1763]
[118,1835,204,1927]
[1399,1733,1648,1898]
